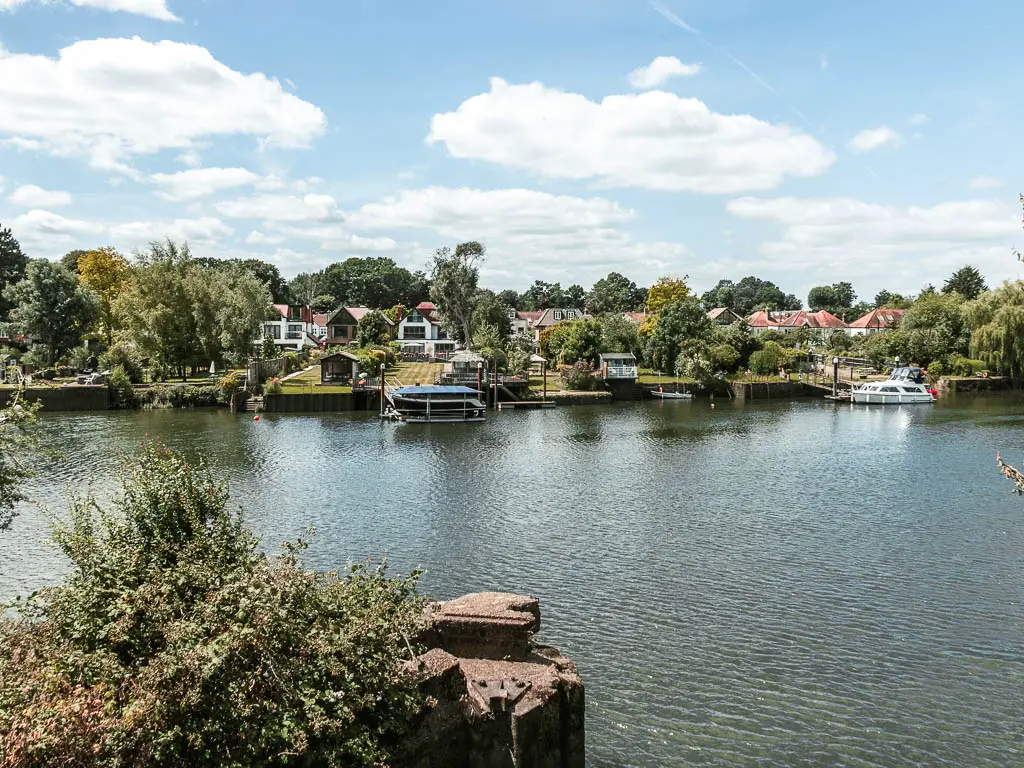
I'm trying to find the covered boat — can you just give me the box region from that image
[386,385,486,423]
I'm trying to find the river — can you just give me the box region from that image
[2,397,1023,767]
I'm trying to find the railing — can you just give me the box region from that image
[604,365,638,379]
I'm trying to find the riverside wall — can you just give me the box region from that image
[1,386,110,411]
[936,376,1020,395]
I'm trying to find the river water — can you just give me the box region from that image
[2,397,1023,767]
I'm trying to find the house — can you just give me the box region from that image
[397,301,458,358]
[530,308,591,341]
[599,352,638,380]
[311,313,329,343]
[262,305,321,351]
[510,309,542,339]
[747,309,847,338]
[706,307,743,326]
[847,308,905,336]
[320,350,362,384]
[323,307,394,347]
[622,312,647,325]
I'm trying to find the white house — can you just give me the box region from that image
[397,302,458,357]
[261,304,321,351]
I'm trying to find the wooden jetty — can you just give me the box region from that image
[497,401,556,410]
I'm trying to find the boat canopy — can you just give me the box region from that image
[391,385,481,395]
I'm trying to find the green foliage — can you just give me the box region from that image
[218,371,243,396]
[598,313,642,358]
[107,365,137,409]
[964,280,1024,376]
[504,341,532,376]
[430,242,483,345]
[897,292,970,364]
[645,276,691,316]
[282,352,300,374]
[520,280,581,311]
[100,342,144,383]
[193,256,289,304]
[559,318,603,366]
[472,322,508,368]
[0,390,41,531]
[645,297,713,372]
[714,321,761,368]
[320,257,428,309]
[0,443,424,765]
[260,334,279,360]
[586,272,645,315]
[288,270,325,307]
[138,385,224,408]
[5,260,99,365]
[950,356,986,377]
[675,340,716,383]
[926,360,946,381]
[561,361,605,391]
[470,290,512,348]
[264,377,283,395]
[355,346,395,376]
[701,276,801,315]
[943,265,987,300]
[808,282,856,315]
[874,290,912,309]
[829,330,854,352]
[0,224,28,321]
[356,309,391,346]
[748,341,790,374]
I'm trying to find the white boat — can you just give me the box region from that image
[385,385,487,423]
[650,390,693,400]
[851,367,935,404]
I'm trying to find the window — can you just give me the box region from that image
[554,310,563,320]
[265,324,281,340]
[881,386,899,392]
[567,310,576,319]
[438,328,448,339]
[289,306,302,321]
[331,325,349,339]
[507,308,516,319]
[403,326,426,339]
[287,324,302,340]
[407,311,423,322]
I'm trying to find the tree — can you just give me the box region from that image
[901,292,970,363]
[471,322,507,368]
[559,318,603,366]
[586,272,645,315]
[0,391,40,531]
[471,290,511,347]
[874,290,912,309]
[520,281,568,311]
[311,295,336,313]
[497,289,521,309]
[808,282,857,316]
[0,442,424,765]
[645,276,692,316]
[702,276,800,315]
[356,309,390,346]
[260,334,279,360]
[564,284,586,309]
[195,257,289,304]
[288,270,326,307]
[60,249,89,274]
[943,265,988,300]
[321,258,428,309]
[645,297,713,372]
[429,242,483,346]
[964,280,1024,375]
[215,267,274,364]
[0,225,28,320]
[5,261,98,365]
[77,247,130,345]
[598,313,642,358]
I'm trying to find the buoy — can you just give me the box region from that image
[711,403,716,409]
[254,415,260,422]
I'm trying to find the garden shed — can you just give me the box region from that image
[320,351,361,384]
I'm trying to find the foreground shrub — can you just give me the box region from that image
[99,343,144,384]
[951,356,986,377]
[561,361,605,391]
[138,384,224,408]
[218,371,243,397]
[0,442,424,766]
[107,364,137,409]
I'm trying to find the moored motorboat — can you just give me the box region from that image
[385,385,487,423]
[650,390,693,400]
[850,367,936,404]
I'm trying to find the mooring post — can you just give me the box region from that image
[832,356,839,396]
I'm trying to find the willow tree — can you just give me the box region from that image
[964,281,1024,376]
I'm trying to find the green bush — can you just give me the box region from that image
[926,360,946,382]
[107,364,137,409]
[264,377,283,395]
[749,341,787,374]
[283,352,299,374]
[0,442,424,766]
[951,356,986,377]
[100,342,144,383]
[218,371,243,397]
[138,385,224,408]
[561,361,605,391]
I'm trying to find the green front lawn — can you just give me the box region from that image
[392,361,443,385]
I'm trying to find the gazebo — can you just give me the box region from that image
[443,350,486,386]
[320,351,361,384]
[598,352,638,380]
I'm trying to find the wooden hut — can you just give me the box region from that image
[320,351,361,384]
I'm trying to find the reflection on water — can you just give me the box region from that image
[2,397,1024,767]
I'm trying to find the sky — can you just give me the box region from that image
[0,0,1021,305]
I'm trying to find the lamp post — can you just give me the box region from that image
[894,356,901,372]
[832,356,840,396]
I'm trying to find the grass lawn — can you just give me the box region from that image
[636,369,696,384]
[277,366,352,394]
[392,361,443,385]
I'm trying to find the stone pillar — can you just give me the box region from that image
[400,592,585,768]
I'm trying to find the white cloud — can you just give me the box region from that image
[151,167,264,200]
[109,216,234,247]
[909,113,929,125]
[269,223,398,252]
[628,56,701,89]
[176,150,202,167]
[427,78,834,193]
[726,196,1018,291]
[343,186,689,287]
[7,209,104,255]
[9,184,73,207]
[847,125,901,152]
[968,176,1000,190]
[0,37,326,171]
[245,230,285,245]
[215,193,340,222]
[0,0,179,21]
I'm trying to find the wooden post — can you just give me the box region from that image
[542,361,547,401]
[832,356,839,396]
[379,363,385,416]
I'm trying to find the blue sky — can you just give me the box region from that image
[0,0,1021,304]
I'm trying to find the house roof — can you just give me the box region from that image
[407,302,441,325]
[533,308,590,328]
[272,303,290,319]
[848,308,905,329]
[346,307,394,325]
[623,312,647,323]
[707,307,741,322]
[312,313,329,327]
[515,310,543,324]
[415,301,437,310]
[747,310,848,329]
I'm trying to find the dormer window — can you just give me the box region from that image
[507,309,516,319]
[554,310,563,321]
